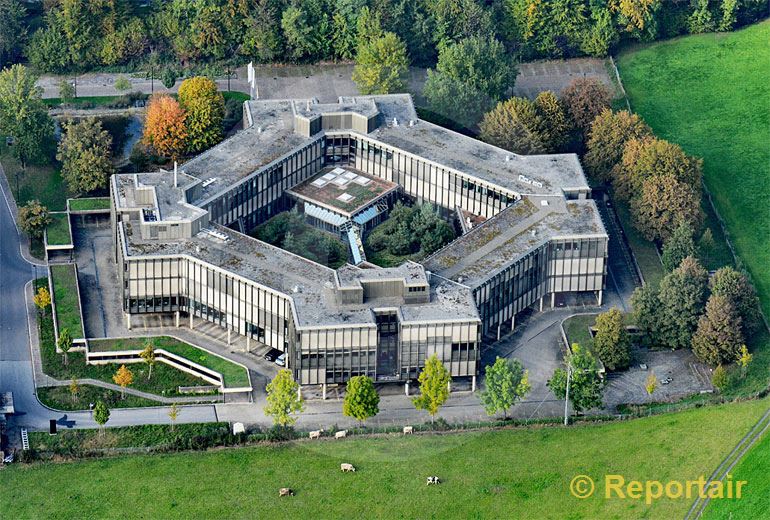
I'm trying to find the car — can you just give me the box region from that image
[263,348,281,362]
[275,353,286,367]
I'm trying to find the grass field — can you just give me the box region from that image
[37,385,162,410]
[617,21,770,318]
[0,142,66,211]
[68,197,111,211]
[89,336,250,388]
[49,264,84,338]
[704,427,770,519]
[45,212,72,246]
[2,398,769,518]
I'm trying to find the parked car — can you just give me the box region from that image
[264,348,281,362]
[275,353,286,367]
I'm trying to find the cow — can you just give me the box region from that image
[279,488,294,497]
[403,426,413,435]
[309,429,323,439]
[426,476,440,486]
[335,430,347,439]
[340,463,356,472]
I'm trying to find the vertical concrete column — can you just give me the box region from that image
[322,384,327,400]
[189,313,194,329]
[246,336,251,352]
[125,313,132,330]
[497,324,501,341]
[227,327,232,346]
[597,290,603,306]
[405,381,410,396]
[539,296,544,312]
[447,379,451,394]
[297,387,302,401]
[511,315,515,330]
[471,375,476,392]
[175,311,180,328]
[551,292,556,309]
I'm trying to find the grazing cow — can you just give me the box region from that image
[340,463,356,472]
[309,429,323,439]
[426,476,440,486]
[403,426,413,435]
[279,488,294,497]
[335,430,347,439]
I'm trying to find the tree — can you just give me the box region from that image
[241,0,284,63]
[178,76,225,153]
[480,357,530,419]
[34,286,52,315]
[717,0,738,31]
[614,137,702,203]
[0,64,55,166]
[113,364,134,399]
[610,0,659,33]
[593,308,631,371]
[737,345,752,378]
[114,76,131,92]
[18,200,52,240]
[161,68,177,89]
[57,328,73,366]
[93,400,110,435]
[0,0,27,68]
[69,378,80,403]
[547,344,605,415]
[58,80,75,105]
[342,375,380,425]
[657,257,709,350]
[412,354,451,423]
[142,94,188,160]
[352,32,409,95]
[168,403,180,431]
[630,283,661,348]
[711,365,728,393]
[697,228,715,267]
[57,118,114,194]
[645,373,658,395]
[560,77,612,136]
[584,109,652,184]
[139,341,156,380]
[280,2,327,62]
[710,267,763,337]
[661,223,697,271]
[630,174,703,242]
[264,369,304,427]
[479,97,548,154]
[534,91,571,152]
[692,295,744,367]
[580,7,619,57]
[688,0,715,34]
[423,36,515,129]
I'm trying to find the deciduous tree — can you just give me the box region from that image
[661,223,697,271]
[352,32,409,95]
[342,375,380,425]
[57,328,73,366]
[264,369,304,426]
[645,373,658,395]
[584,109,652,183]
[692,295,744,366]
[480,357,530,419]
[69,378,80,403]
[657,256,709,350]
[93,400,110,435]
[18,200,51,239]
[737,345,752,378]
[593,308,631,371]
[413,354,451,423]
[58,80,75,105]
[547,343,605,415]
[34,286,52,314]
[140,341,156,380]
[168,403,180,431]
[711,364,728,393]
[0,0,27,68]
[0,64,55,166]
[114,76,131,92]
[560,77,612,136]
[113,364,134,399]
[57,118,114,194]
[631,283,662,348]
[534,91,571,152]
[142,94,188,160]
[710,266,763,337]
[178,76,225,153]
[631,173,703,242]
[479,97,548,154]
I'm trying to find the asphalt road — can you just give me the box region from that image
[0,172,218,435]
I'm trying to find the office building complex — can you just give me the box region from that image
[110,94,607,387]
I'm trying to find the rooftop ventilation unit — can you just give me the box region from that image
[204,228,229,241]
[505,155,511,162]
[540,200,549,206]
[409,119,415,127]
[201,177,218,188]
[392,117,398,127]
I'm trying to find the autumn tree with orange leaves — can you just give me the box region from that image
[142,94,188,160]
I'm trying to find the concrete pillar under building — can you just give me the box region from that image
[322,384,327,400]
[511,315,515,330]
[175,311,180,328]
[297,387,302,400]
[125,313,132,330]
[471,375,476,393]
[246,336,251,352]
[597,290,603,306]
[227,327,232,346]
[189,313,194,329]
[551,292,556,309]
[405,381,410,396]
[447,379,451,394]
[497,324,501,341]
[540,296,544,312]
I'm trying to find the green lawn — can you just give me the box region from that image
[704,426,770,519]
[617,21,770,318]
[222,91,251,103]
[0,142,66,211]
[2,398,769,518]
[43,95,124,107]
[45,212,72,246]
[37,385,162,410]
[614,198,665,287]
[68,197,111,211]
[49,264,84,338]
[89,337,250,388]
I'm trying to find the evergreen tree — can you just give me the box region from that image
[631,283,662,348]
[710,266,763,337]
[661,223,697,271]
